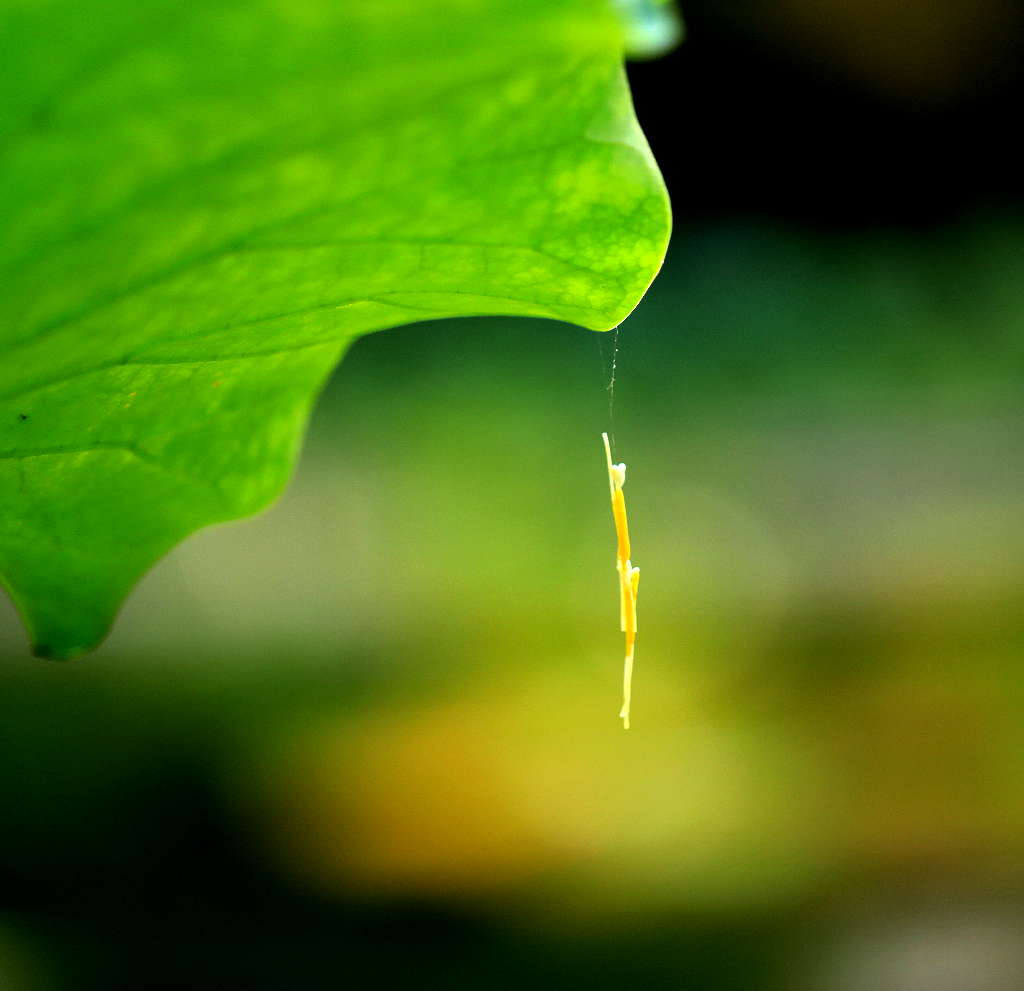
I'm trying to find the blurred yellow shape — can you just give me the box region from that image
[603,432,639,729]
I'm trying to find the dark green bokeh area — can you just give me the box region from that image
[4,217,1024,989]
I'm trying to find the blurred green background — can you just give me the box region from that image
[4,2,1024,988]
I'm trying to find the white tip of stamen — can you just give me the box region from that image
[611,463,627,489]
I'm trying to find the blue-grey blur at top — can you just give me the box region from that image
[614,0,684,58]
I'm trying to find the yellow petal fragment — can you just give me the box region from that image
[602,433,640,730]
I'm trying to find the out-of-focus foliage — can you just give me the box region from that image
[3,219,1024,989]
[0,0,669,659]
[712,0,1023,103]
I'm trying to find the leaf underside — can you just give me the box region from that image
[0,0,670,658]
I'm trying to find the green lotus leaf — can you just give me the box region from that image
[0,0,671,658]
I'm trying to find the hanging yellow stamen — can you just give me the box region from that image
[603,432,639,729]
